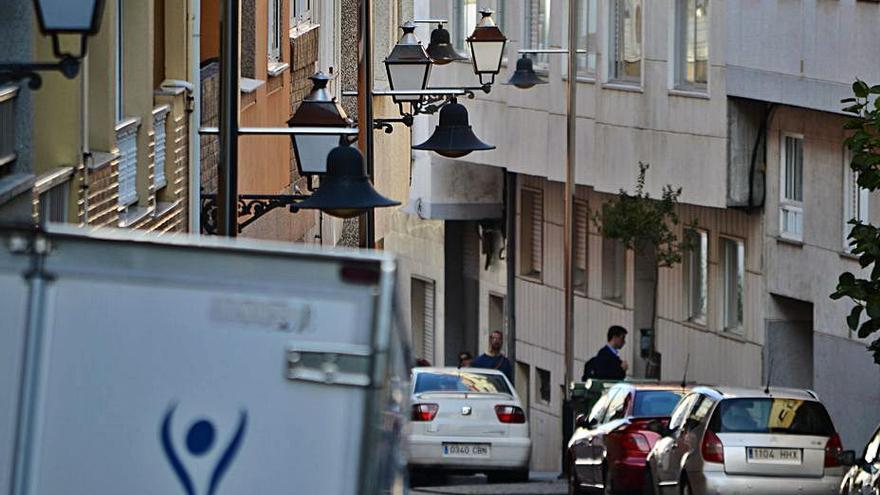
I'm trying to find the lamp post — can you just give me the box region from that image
[0,0,106,89]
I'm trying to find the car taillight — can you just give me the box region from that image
[495,405,526,424]
[411,403,438,422]
[701,430,724,463]
[825,432,843,468]
[621,432,651,454]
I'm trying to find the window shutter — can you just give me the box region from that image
[531,192,543,273]
[575,202,588,270]
[423,281,435,361]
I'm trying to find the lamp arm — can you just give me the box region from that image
[0,56,80,89]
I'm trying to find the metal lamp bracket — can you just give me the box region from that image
[0,34,88,89]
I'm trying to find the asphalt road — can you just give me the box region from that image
[408,472,567,495]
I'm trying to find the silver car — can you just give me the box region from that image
[645,387,853,495]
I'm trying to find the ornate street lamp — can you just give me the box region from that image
[384,21,433,104]
[0,0,106,88]
[426,22,468,65]
[287,72,352,177]
[412,100,494,158]
[505,55,547,89]
[466,9,507,87]
[296,143,400,219]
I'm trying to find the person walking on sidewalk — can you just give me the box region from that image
[582,325,628,381]
[471,330,513,382]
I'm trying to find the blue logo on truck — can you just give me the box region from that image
[160,404,248,495]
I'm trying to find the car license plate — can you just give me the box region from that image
[442,443,490,458]
[746,447,802,464]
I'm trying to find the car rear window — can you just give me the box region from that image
[709,398,834,436]
[414,371,512,395]
[633,390,685,417]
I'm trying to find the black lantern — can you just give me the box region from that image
[505,55,547,89]
[1,0,106,87]
[384,21,433,104]
[412,101,495,158]
[466,10,507,86]
[287,72,352,176]
[426,23,468,65]
[295,144,401,219]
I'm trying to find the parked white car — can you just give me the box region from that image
[405,367,531,484]
[645,387,853,495]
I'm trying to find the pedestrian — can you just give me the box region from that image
[415,358,431,367]
[470,330,513,382]
[457,351,473,368]
[582,325,629,381]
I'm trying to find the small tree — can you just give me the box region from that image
[831,80,880,366]
[594,162,691,378]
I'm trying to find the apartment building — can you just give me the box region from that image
[393,0,880,470]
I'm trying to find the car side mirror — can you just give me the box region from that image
[575,414,590,429]
[838,450,857,467]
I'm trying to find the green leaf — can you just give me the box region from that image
[871,85,880,95]
[858,319,879,339]
[854,80,870,98]
[848,305,865,330]
[841,97,858,103]
[839,272,857,286]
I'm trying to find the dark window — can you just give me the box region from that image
[605,388,630,422]
[537,367,551,403]
[632,390,685,417]
[588,389,613,425]
[414,371,512,395]
[709,398,834,436]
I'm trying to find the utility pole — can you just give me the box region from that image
[357,0,376,249]
[217,0,240,237]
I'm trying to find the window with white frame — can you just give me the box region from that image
[675,0,708,89]
[780,134,804,241]
[843,147,870,251]
[39,182,69,224]
[411,277,436,363]
[290,0,312,29]
[721,237,744,331]
[609,0,642,83]
[683,228,708,323]
[268,0,282,62]
[520,188,543,278]
[574,201,589,293]
[116,0,124,123]
[602,237,626,303]
[575,0,598,76]
[524,0,551,69]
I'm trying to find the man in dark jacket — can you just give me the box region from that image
[582,326,628,381]
[471,330,513,382]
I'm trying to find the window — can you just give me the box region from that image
[722,237,744,331]
[604,388,630,422]
[574,0,598,76]
[843,148,869,251]
[520,189,543,277]
[115,0,124,122]
[633,390,685,417]
[684,228,708,322]
[574,201,589,293]
[268,0,282,62]
[411,277,435,363]
[708,399,834,436]
[524,0,551,69]
[38,182,69,224]
[780,135,804,241]
[668,393,698,431]
[537,367,551,404]
[675,0,709,89]
[489,293,506,333]
[602,237,626,303]
[290,0,311,28]
[588,389,613,424]
[863,427,880,463]
[414,370,511,394]
[609,0,642,83]
[687,395,715,424]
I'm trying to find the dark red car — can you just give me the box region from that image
[567,383,689,495]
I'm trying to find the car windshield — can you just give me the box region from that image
[709,398,834,436]
[632,390,685,417]
[414,371,512,395]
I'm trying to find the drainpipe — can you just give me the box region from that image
[505,171,517,381]
[188,0,201,234]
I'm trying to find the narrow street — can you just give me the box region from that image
[410,472,565,495]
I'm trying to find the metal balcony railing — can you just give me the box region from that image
[152,105,170,190]
[115,117,141,207]
[0,85,18,172]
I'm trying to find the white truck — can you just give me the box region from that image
[0,225,409,495]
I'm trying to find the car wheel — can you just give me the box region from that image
[487,469,529,484]
[680,475,692,495]
[643,469,655,495]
